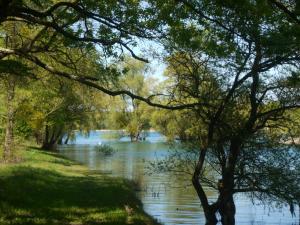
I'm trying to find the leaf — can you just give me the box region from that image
[0,59,31,76]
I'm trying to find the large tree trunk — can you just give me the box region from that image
[57,136,63,145]
[192,175,218,225]
[219,191,236,225]
[193,139,240,225]
[34,131,43,145]
[129,133,140,142]
[218,139,240,225]
[3,76,15,162]
[41,125,63,150]
[193,177,218,225]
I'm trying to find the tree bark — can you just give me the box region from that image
[3,76,15,162]
[57,137,63,145]
[41,125,63,150]
[192,148,218,225]
[219,193,236,225]
[217,139,240,225]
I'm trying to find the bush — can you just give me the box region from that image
[95,144,115,156]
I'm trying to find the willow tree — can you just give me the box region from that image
[105,59,155,141]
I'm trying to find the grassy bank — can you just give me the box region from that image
[0,148,159,225]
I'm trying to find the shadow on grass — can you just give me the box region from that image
[0,165,152,225]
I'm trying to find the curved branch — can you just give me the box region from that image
[18,52,208,110]
[268,0,300,25]
[2,1,153,62]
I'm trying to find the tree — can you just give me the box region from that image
[150,50,300,224]
[17,48,111,150]
[105,59,155,141]
[120,59,154,141]
[151,109,199,141]
[0,1,191,112]
[0,18,114,152]
[145,0,300,221]
[0,21,33,161]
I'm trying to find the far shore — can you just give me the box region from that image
[75,129,158,132]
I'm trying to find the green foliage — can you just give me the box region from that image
[95,144,116,156]
[151,109,200,141]
[101,131,125,140]
[0,60,31,76]
[104,58,155,141]
[14,119,32,139]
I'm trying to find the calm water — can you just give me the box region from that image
[58,130,299,225]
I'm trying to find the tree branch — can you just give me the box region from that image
[18,52,209,110]
[268,0,300,25]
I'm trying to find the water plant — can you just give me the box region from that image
[96,144,115,156]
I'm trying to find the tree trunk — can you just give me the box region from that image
[217,139,240,225]
[3,76,15,162]
[41,125,61,151]
[41,142,56,150]
[192,175,218,225]
[64,134,70,144]
[218,175,236,225]
[192,148,218,225]
[34,131,43,145]
[57,137,62,145]
[219,194,236,225]
[136,131,141,141]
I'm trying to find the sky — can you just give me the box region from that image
[133,39,167,82]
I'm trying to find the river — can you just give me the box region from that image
[58,130,299,225]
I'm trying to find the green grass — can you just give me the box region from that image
[0,148,159,225]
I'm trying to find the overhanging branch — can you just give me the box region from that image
[268,0,300,25]
[18,52,208,110]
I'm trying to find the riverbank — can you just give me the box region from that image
[0,148,160,225]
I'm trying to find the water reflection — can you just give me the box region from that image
[59,130,299,225]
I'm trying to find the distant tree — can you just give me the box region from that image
[106,59,155,141]
[151,109,198,141]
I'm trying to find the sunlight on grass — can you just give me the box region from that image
[0,148,159,225]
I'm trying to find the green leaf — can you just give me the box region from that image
[0,59,31,76]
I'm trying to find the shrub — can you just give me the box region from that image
[95,144,115,156]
